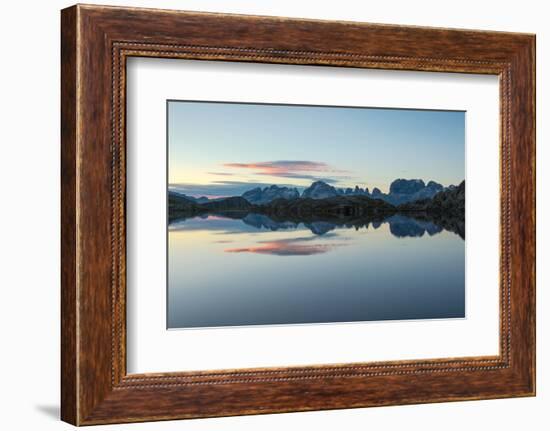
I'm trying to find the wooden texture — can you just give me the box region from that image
[61,4,536,425]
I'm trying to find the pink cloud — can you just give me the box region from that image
[223,160,348,177]
[224,238,347,256]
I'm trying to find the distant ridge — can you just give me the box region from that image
[242,185,300,205]
[236,178,449,205]
[169,178,462,217]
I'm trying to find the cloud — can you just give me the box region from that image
[222,160,350,182]
[169,181,304,198]
[170,160,354,197]
[224,160,334,173]
[224,237,347,256]
[207,172,234,176]
[210,180,265,185]
[253,172,350,183]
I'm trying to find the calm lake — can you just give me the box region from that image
[167,213,465,329]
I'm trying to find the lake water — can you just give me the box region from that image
[168,213,465,329]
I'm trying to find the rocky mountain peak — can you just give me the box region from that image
[389,179,426,195]
[242,184,299,205]
[301,181,339,199]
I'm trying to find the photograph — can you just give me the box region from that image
[167,101,466,329]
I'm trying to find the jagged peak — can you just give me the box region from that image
[309,180,331,187]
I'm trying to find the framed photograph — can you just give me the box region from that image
[61,4,536,425]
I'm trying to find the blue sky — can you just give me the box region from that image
[168,100,465,197]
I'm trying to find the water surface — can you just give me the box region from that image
[168,213,465,328]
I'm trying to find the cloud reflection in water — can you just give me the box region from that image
[224,236,348,256]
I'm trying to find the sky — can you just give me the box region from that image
[168,100,465,198]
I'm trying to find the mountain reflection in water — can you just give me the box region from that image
[169,212,463,242]
[167,212,465,328]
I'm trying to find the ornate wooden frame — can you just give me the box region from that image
[61,4,535,425]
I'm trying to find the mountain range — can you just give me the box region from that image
[171,178,452,207]
[298,178,447,205]
[168,180,466,238]
[242,185,300,204]
[169,178,465,228]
